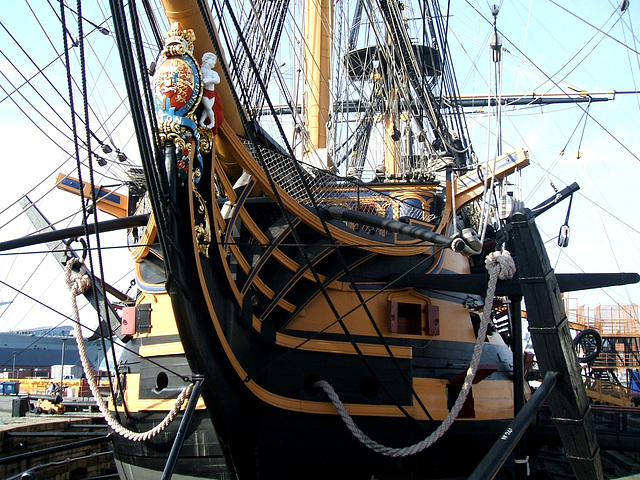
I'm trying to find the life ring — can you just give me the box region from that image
[573,328,602,364]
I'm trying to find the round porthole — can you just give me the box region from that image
[304,374,323,396]
[359,377,379,398]
[155,371,169,392]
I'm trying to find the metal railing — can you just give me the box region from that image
[591,352,640,368]
[533,404,640,451]
[565,300,640,336]
[583,375,640,406]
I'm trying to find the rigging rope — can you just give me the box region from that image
[198,0,439,425]
[64,258,194,441]
[315,249,516,457]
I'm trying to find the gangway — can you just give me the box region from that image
[566,300,640,337]
[566,298,640,394]
[583,375,640,407]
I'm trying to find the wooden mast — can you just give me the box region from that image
[304,0,333,167]
[384,90,400,176]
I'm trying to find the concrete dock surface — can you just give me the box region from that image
[0,393,116,479]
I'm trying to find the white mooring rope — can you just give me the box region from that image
[315,250,516,457]
[65,258,194,441]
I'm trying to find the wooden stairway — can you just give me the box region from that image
[583,375,640,407]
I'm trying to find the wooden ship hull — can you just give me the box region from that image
[107,0,638,478]
[133,3,520,478]
[111,211,230,478]
[110,288,229,479]
[163,191,515,478]
[4,2,640,479]
[111,410,225,480]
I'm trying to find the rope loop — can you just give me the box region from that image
[64,258,91,296]
[485,249,516,281]
[317,250,516,457]
[63,257,194,441]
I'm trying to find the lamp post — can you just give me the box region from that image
[12,351,16,379]
[60,338,67,388]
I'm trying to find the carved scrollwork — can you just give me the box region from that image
[197,126,213,154]
[152,22,205,185]
[158,118,187,144]
[193,185,211,258]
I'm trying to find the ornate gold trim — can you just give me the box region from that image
[197,126,213,154]
[193,185,211,257]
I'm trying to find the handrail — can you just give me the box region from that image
[591,352,640,368]
[565,301,640,336]
[583,375,640,406]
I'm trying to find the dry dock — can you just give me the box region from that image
[0,394,116,480]
[0,394,639,479]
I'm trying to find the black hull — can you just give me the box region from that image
[111,409,229,480]
[135,23,520,475]
[237,410,511,479]
[173,286,512,479]
[166,233,512,479]
[136,15,605,480]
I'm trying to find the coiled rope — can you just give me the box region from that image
[64,258,194,441]
[315,250,516,457]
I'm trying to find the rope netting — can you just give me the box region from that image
[247,142,432,223]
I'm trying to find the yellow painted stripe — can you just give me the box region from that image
[124,397,207,412]
[111,373,206,413]
[139,342,185,357]
[275,332,413,358]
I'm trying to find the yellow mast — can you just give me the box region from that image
[304,0,332,167]
[384,90,400,176]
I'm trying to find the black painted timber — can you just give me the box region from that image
[507,209,603,479]
[389,272,639,295]
[160,378,203,480]
[469,371,559,480]
[0,214,149,252]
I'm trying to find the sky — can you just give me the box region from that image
[449,0,640,312]
[0,0,638,335]
[0,0,142,335]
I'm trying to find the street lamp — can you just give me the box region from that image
[12,351,16,379]
[60,338,67,388]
